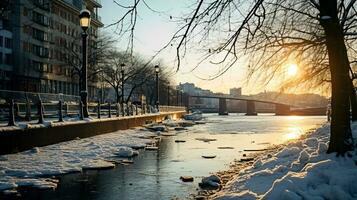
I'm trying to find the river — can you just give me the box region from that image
[18,114,325,200]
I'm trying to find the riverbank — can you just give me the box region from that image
[0,111,185,154]
[0,118,191,194]
[201,122,357,200]
[0,114,326,199]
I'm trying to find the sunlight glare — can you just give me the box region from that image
[287,116,304,120]
[284,127,302,140]
[287,64,298,76]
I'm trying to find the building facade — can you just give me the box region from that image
[178,82,218,110]
[229,87,242,97]
[0,0,103,99]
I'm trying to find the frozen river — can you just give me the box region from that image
[11,114,325,199]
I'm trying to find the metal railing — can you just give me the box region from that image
[0,90,186,127]
[159,106,186,112]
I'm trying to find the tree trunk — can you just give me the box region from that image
[320,0,353,154]
[349,78,357,121]
[115,89,120,103]
[125,86,137,103]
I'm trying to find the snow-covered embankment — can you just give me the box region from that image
[214,122,357,200]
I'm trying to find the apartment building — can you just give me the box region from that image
[0,0,103,99]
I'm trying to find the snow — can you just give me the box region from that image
[115,146,139,158]
[0,127,157,192]
[214,122,357,200]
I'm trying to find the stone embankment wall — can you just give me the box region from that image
[0,111,186,155]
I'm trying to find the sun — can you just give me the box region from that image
[287,63,298,76]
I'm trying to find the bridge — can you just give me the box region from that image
[188,95,326,116]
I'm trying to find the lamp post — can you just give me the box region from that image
[121,63,125,116]
[79,9,91,118]
[180,90,183,106]
[176,89,179,106]
[167,83,170,106]
[155,65,160,111]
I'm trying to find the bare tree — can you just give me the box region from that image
[101,51,172,104]
[111,0,357,154]
[62,33,115,96]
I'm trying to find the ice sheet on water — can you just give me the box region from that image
[0,127,155,192]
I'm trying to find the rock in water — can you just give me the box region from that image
[217,147,234,149]
[174,127,187,131]
[147,125,166,132]
[195,138,217,142]
[202,155,216,159]
[145,146,159,151]
[29,147,41,154]
[240,158,254,162]
[199,175,221,189]
[180,176,194,182]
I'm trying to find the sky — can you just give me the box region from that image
[99,1,296,95]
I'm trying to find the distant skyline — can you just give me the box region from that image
[99,1,324,95]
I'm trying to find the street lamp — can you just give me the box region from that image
[180,90,183,106]
[79,9,91,118]
[167,83,170,106]
[155,65,160,111]
[121,63,125,116]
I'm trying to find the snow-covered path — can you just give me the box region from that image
[214,122,357,200]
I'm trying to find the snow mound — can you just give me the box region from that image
[115,146,139,158]
[214,122,357,200]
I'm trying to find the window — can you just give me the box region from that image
[48,64,53,73]
[32,44,49,58]
[0,36,3,47]
[23,42,31,52]
[32,11,50,26]
[23,7,28,16]
[23,26,32,35]
[32,28,49,41]
[42,63,48,72]
[32,60,41,71]
[0,52,3,64]
[33,0,49,10]
[5,38,12,48]
[4,53,12,65]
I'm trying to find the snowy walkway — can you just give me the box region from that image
[213,122,357,200]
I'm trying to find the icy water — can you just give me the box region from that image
[18,114,325,200]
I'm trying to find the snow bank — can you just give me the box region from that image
[0,128,155,192]
[214,122,357,200]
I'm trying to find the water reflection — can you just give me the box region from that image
[284,127,303,140]
[16,114,325,200]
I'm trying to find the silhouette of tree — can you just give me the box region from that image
[112,0,356,154]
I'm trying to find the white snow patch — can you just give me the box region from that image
[214,122,357,200]
[115,146,139,158]
[0,127,156,192]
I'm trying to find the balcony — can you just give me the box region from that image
[32,0,50,11]
[92,13,101,22]
[87,0,102,8]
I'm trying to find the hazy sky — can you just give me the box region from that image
[99,1,281,95]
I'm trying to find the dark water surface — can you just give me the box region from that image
[14,114,325,200]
